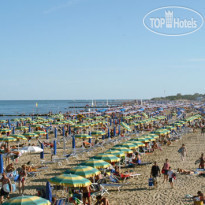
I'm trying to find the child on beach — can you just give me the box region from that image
[167,167,175,189]
[162,159,170,183]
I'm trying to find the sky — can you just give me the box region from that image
[0,0,205,100]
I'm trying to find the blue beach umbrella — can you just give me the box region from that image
[110,118,112,126]
[46,181,52,202]
[53,140,57,155]
[88,131,92,143]
[0,154,3,174]
[72,136,75,149]
[54,128,57,138]
[40,143,44,159]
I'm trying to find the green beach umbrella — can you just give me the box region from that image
[16,126,29,130]
[34,131,47,135]
[114,143,138,150]
[0,120,6,123]
[92,154,120,163]
[0,136,17,142]
[23,132,39,137]
[91,131,106,136]
[31,124,42,128]
[111,147,133,154]
[0,128,11,134]
[128,140,145,147]
[64,166,100,178]
[105,149,125,157]
[75,134,92,139]
[10,134,27,140]
[120,122,132,132]
[81,159,111,169]
[49,174,91,187]
[2,195,51,205]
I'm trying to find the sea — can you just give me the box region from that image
[0,100,129,120]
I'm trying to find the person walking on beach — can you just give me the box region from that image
[162,159,170,183]
[167,167,175,189]
[0,173,12,204]
[150,161,161,188]
[199,153,205,169]
[178,144,187,161]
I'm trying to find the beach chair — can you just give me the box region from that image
[91,183,109,199]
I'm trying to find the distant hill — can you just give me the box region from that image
[151,93,205,101]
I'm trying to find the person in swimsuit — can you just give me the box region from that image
[0,173,12,204]
[81,185,91,205]
[19,165,27,195]
[162,159,170,183]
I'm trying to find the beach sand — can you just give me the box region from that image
[7,129,205,205]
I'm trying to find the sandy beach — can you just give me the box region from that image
[5,126,205,205]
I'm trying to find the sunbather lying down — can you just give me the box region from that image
[177,168,194,175]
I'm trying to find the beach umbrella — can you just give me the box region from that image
[2,195,51,205]
[0,136,17,142]
[0,128,11,134]
[0,120,6,123]
[53,140,57,155]
[46,128,49,140]
[10,134,27,141]
[46,182,52,203]
[62,127,65,136]
[81,159,111,169]
[118,125,121,135]
[92,154,120,163]
[75,134,92,139]
[111,147,133,154]
[0,154,3,174]
[16,126,28,131]
[91,131,106,136]
[114,143,138,150]
[31,124,42,128]
[49,174,91,188]
[23,132,38,138]
[127,140,145,147]
[34,131,47,136]
[40,143,44,159]
[120,122,131,132]
[113,127,116,136]
[105,150,125,158]
[20,146,43,153]
[64,166,100,178]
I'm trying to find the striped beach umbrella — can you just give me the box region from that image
[34,131,47,136]
[10,134,27,140]
[64,166,100,178]
[120,122,131,132]
[111,147,133,154]
[81,159,111,169]
[23,132,39,138]
[31,124,42,128]
[16,126,29,130]
[91,131,106,136]
[114,143,138,149]
[127,140,145,147]
[2,195,51,205]
[0,128,11,133]
[105,149,125,158]
[92,154,120,163]
[0,137,17,142]
[0,120,6,123]
[49,174,91,187]
[75,134,92,139]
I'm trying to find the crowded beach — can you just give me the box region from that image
[0,102,205,205]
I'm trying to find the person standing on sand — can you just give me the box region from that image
[150,161,161,188]
[167,167,174,189]
[178,144,187,161]
[81,185,91,205]
[199,153,205,169]
[162,159,170,183]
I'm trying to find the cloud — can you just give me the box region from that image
[43,0,80,14]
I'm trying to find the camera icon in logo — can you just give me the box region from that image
[165,10,173,28]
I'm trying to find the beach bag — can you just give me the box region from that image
[194,201,203,205]
[148,178,154,187]
[161,169,165,174]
